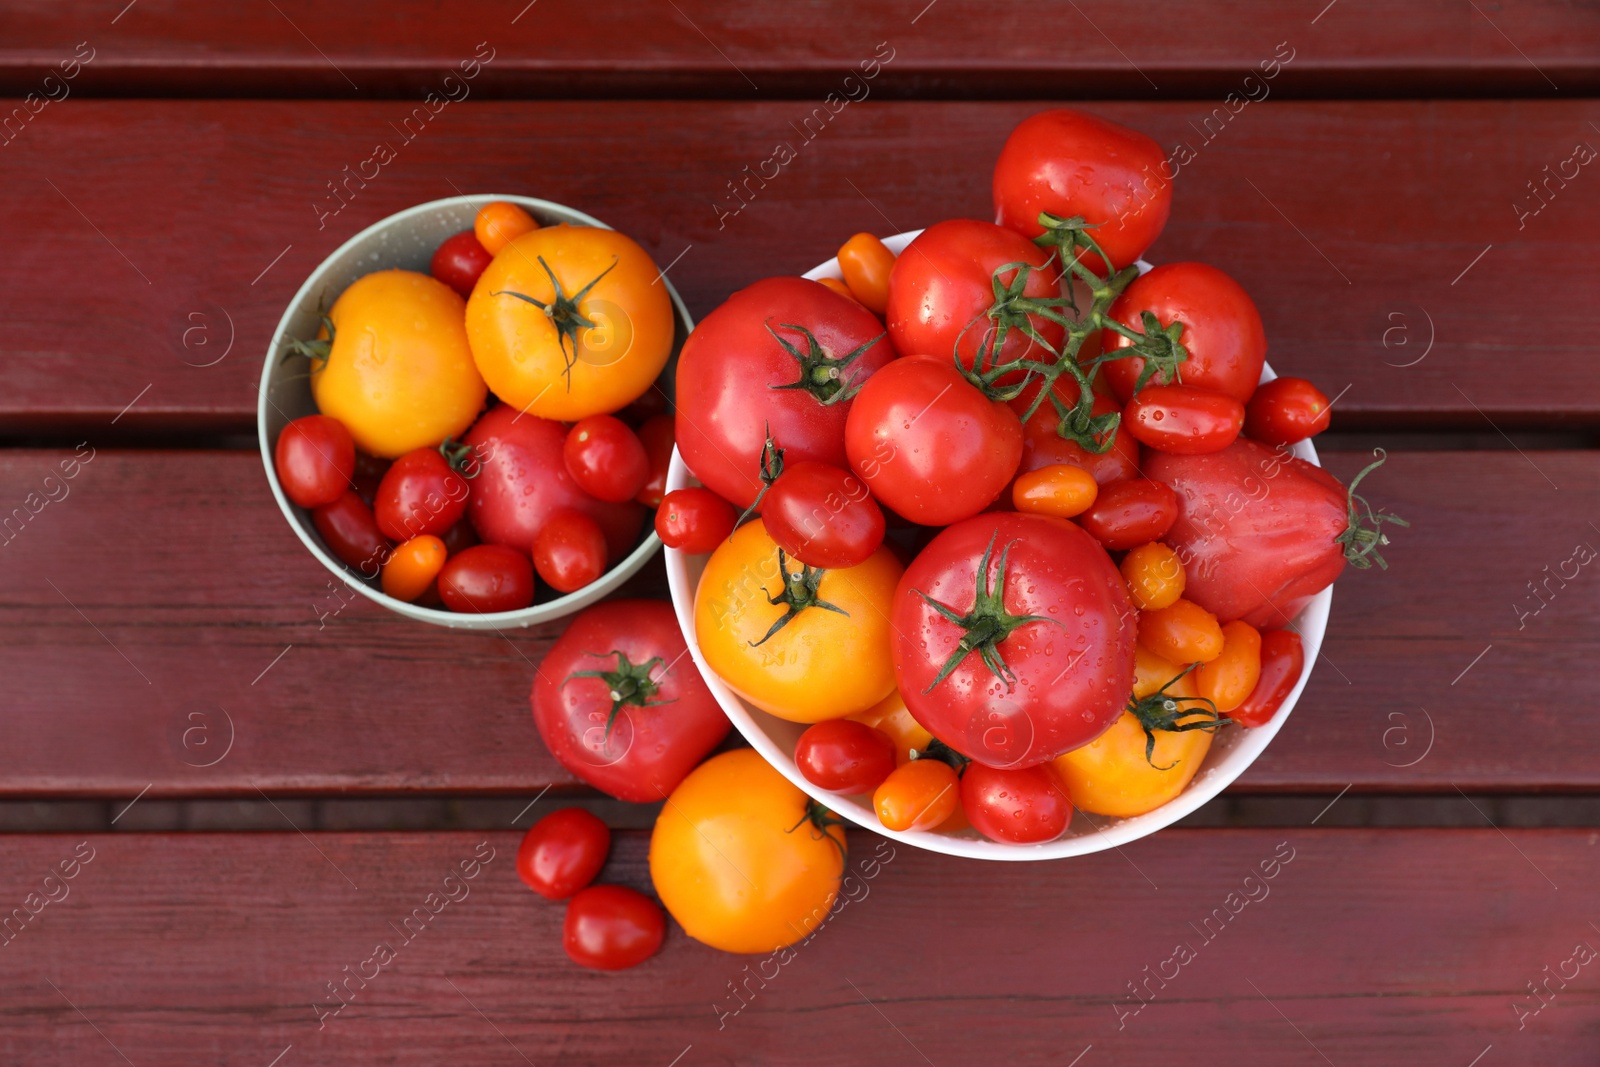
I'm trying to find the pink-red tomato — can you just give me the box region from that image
[275,415,355,509]
[564,415,650,504]
[1230,628,1305,727]
[564,885,665,971]
[634,414,675,508]
[516,808,610,900]
[533,508,608,593]
[312,490,391,577]
[1103,263,1266,405]
[761,461,885,568]
[1245,377,1331,446]
[430,230,494,298]
[1077,478,1179,551]
[961,763,1073,843]
[655,488,738,554]
[1124,384,1246,455]
[437,544,535,613]
[794,719,897,794]
[373,447,469,541]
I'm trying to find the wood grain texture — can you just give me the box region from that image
[1,0,1594,98]
[0,100,1596,435]
[0,447,1589,796]
[0,829,1593,1064]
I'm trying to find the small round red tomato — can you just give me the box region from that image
[1124,385,1245,455]
[374,447,469,541]
[516,808,610,900]
[845,355,1023,526]
[762,461,885,569]
[564,415,650,504]
[1103,263,1266,405]
[1078,478,1179,551]
[634,414,675,508]
[961,763,1072,844]
[795,719,897,794]
[275,415,355,509]
[533,509,607,593]
[430,230,494,298]
[1230,628,1305,727]
[564,885,665,971]
[312,490,391,577]
[656,488,737,554]
[437,544,535,613]
[1245,377,1331,446]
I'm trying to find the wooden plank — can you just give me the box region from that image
[1,1,1593,98]
[0,447,1589,796]
[0,100,1596,435]
[0,829,1593,1063]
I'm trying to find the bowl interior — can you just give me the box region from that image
[663,232,1328,860]
[258,195,691,630]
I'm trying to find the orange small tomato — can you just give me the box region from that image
[1132,645,1199,701]
[1121,542,1186,611]
[1196,620,1262,713]
[474,201,539,256]
[1012,463,1099,518]
[381,534,447,602]
[1138,598,1224,664]
[873,759,960,832]
[850,691,933,767]
[837,233,895,314]
[816,276,863,305]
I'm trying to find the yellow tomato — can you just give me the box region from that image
[650,749,845,954]
[308,270,486,458]
[465,224,674,421]
[695,519,900,723]
[1053,711,1214,818]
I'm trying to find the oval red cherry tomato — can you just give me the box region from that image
[1230,628,1305,727]
[961,763,1073,844]
[564,415,650,504]
[795,719,897,794]
[1245,377,1331,446]
[516,808,610,900]
[373,447,469,542]
[533,508,608,593]
[1124,384,1245,456]
[312,490,392,577]
[762,461,885,569]
[656,488,737,554]
[437,544,535,613]
[430,230,494,298]
[1103,263,1266,405]
[275,415,356,509]
[1078,478,1179,551]
[634,414,675,508]
[563,885,665,971]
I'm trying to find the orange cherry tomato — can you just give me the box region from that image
[837,233,896,314]
[1012,463,1099,518]
[381,534,447,602]
[1138,598,1224,664]
[873,759,959,832]
[1197,620,1263,713]
[474,201,539,256]
[816,276,864,305]
[1132,644,1199,701]
[1121,542,1186,611]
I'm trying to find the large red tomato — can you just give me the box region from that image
[532,599,730,802]
[675,277,893,509]
[464,403,644,563]
[993,107,1172,272]
[1102,263,1266,405]
[892,512,1136,768]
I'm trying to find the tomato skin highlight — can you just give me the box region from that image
[838,232,896,314]
[564,415,650,504]
[1078,478,1179,551]
[374,447,469,541]
[312,490,392,578]
[874,759,960,832]
[275,415,356,509]
[795,719,897,794]
[762,461,885,569]
[1012,463,1098,519]
[1230,628,1304,727]
[430,230,494,298]
[1103,263,1267,406]
[381,534,447,602]
[437,544,535,613]
[961,763,1073,844]
[1245,376,1332,446]
[563,885,665,971]
[516,808,610,900]
[1124,384,1245,456]
[533,509,608,593]
[655,488,737,554]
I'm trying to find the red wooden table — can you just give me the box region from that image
[2,2,1598,1063]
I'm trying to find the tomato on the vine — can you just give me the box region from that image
[762,461,885,569]
[1102,263,1266,405]
[795,719,897,794]
[1078,478,1179,551]
[961,763,1072,844]
[275,415,355,509]
[374,446,470,541]
[1124,384,1245,455]
[1012,378,1142,488]
[430,230,494,298]
[437,544,534,613]
[1245,377,1331,446]
[516,808,610,900]
[533,509,607,593]
[564,885,664,971]
[655,488,737,554]
[564,415,649,504]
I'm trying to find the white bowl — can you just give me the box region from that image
[259,195,692,630]
[664,230,1328,859]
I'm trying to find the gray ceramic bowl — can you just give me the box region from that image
[258,195,688,630]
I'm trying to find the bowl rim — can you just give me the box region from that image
[258,194,688,630]
[662,229,1330,859]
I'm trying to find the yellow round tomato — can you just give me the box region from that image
[1052,711,1213,818]
[695,519,900,723]
[465,224,674,421]
[650,749,845,954]
[308,270,487,458]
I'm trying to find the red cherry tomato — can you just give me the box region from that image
[656,488,737,554]
[349,452,389,505]
[1245,377,1332,446]
[312,490,391,577]
[564,415,650,504]
[533,509,608,593]
[439,518,479,555]
[429,230,494,298]
[516,808,610,900]
[795,719,897,794]
[634,414,675,508]
[762,461,885,569]
[437,544,535,613]
[275,415,356,509]
[563,885,665,971]
[1124,385,1245,456]
[1102,263,1267,405]
[373,447,469,542]
[1078,478,1179,551]
[1230,628,1305,727]
[961,763,1073,844]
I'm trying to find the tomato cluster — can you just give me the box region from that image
[274,201,677,611]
